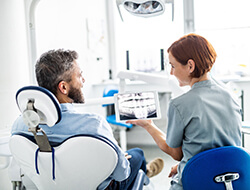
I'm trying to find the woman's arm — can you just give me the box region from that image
[126,120,183,161]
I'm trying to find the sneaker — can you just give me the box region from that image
[146,157,164,178]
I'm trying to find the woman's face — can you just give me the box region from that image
[168,52,191,87]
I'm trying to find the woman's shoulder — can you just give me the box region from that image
[170,89,198,106]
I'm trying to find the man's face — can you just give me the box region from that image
[68,61,85,103]
[68,85,84,103]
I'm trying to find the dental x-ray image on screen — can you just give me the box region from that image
[114,91,161,121]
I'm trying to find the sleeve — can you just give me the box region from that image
[166,100,185,148]
[110,146,131,181]
[99,116,131,181]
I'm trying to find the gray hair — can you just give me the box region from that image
[35,49,78,95]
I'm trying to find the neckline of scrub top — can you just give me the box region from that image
[192,79,213,89]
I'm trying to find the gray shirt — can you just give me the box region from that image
[166,79,242,190]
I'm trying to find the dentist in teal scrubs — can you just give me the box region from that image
[127,33,242,190]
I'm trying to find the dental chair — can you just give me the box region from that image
[182,146,250,190]
[9,86,150,190]
[103,86,133,151]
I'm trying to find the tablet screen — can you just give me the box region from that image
[114,91,161,121]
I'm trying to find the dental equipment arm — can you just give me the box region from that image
[117,70,184,98]
[82,97,114,106]
[74,70,184,108]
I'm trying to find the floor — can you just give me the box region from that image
[128,144,179,190]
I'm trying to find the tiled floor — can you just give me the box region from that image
[128,144,179,190]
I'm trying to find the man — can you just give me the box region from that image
[12,49,164,189]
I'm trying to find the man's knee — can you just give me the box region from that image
[127,147,144,158]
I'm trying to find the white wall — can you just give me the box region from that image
[0,0,30,131]
[0,0,30,189]
[0,0,111,128]
[34,0,110,115]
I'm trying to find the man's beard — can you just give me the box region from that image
[68,86,85,103]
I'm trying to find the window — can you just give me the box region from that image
[194,0,250,78]
[112,1,184,75]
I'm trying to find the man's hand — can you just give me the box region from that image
[125,152,132,160]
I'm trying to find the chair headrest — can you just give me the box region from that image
[16,86,62,127]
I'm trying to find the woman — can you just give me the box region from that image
[126,33,242,189]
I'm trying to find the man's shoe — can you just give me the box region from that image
[146,157,164,178]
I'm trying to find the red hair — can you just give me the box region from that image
[167,33,217,78]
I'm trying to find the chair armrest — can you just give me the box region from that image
[131,169,150,190]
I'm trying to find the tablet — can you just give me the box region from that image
[114,91,161,122]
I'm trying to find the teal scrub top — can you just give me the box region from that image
[166,79,242,190]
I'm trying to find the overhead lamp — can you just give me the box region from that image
[116,0,174,21]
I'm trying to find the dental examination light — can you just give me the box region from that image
[116,0,174,21]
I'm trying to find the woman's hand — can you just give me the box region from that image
[168,164,178,178]
[126,119,153,129]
